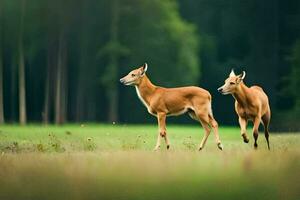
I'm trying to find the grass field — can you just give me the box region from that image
[0,124,299,200]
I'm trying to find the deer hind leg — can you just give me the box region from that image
[253,117,261,149]
[188,110,211,150]
[239,117,249,143]
[198,116,211,151]
[195,104,222,151]
[262,112,271,150]
[208,114,223,150]
[188,109,199,121]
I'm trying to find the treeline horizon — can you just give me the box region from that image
[0,0,299,131]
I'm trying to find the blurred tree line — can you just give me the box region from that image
[0,0,299,130]
[179,0,300,130]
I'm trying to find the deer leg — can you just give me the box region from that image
[239,117,249,143]
[209,115,223,150]
[198,121,211,150]
[154,112,169,150]
[253,117,261,149]
[154,132,161,151]
[188,110,199,121]
[198,114,211,150]
[164,134,170,150]
[262,112,271,150]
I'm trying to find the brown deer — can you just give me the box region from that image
[120,63,223,151]
[218,70,271,149]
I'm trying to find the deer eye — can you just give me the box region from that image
[131,74,136,77]
[230,82,235,85]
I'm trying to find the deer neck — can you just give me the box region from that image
[135,75,156,107]
[232,82,249,107]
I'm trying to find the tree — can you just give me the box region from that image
[119,0,199,87]
[43,0,58,124]
[99,0,125,123]
[54,1,71,125]
[110,0,200,122]
[75,0,93,122]
[287,40,300,110]
[0,0,4,124]
[18,0,27,125]
[43,54,51,124]
[55,30,67,124]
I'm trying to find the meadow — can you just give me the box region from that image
[0,124,299,200]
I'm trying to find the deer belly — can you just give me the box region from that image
[167,107,189,116]
[238,110,256,120]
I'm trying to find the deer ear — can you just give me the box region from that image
[237,71,246,83]
[140,63,148,76]
[239,71,246,80]
[143,63,148,72]
[229,69,236,77]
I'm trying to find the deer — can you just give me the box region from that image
[120,63,223,151]
[218,69,271,149]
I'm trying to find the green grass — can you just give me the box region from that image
[0,124,299,200]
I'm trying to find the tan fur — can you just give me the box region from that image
[120,63,223,151]
[218,70,271,149]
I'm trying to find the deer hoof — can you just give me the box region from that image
[244,138,249,143]
[217,143,223,150]
[198,147,203,151]
[153,146,160,151]
[167,145,170,150]
[242,134,249,143]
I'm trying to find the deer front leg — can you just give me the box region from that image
[239,117,249,143]
[154,112,169,151]
[154,132,161,151]
[252,117,261,149]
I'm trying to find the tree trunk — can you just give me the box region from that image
[0,0,5,124]
[10,60,17,122]
[43,53,51,124]
[76,56,86,122]
[61,48,67,123]
[76,2,89,122]
[0,49,4,124]
[0,53,4,124]
[107,0,120,123]
[18,0,26,125]
[55,31,66,124]
[55,33,62,124]
[107,58,119,123]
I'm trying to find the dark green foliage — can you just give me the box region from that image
[118,0,199,86]
[178,0,300,128]
[272,40,300,131]
[288,40,300,109]
[1,0,199,124]
[0,0,299,129]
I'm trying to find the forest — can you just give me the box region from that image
[0,0,299,130]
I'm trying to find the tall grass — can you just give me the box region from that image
[0,124,299,200]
